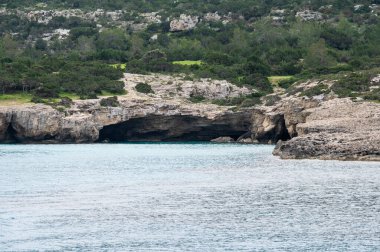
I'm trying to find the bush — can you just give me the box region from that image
[31,96,45,104]
[80,92,98,99]
[100,96,120,107]
[59,97,73,107]
[212,94,262,107]
[34,86,59,98]
[243,74,274,93]
[240,97,262,107]
[331,72,371,97]
[327,64,353,73]
[263,95,281,106]
[363,89,380,102]
[189,94,205,103]
[135,83,154,94]
[278,78,298,89]
[302,84,330,97]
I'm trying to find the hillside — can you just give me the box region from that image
[0,0,380,104]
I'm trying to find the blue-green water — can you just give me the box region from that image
[0,143,379,251]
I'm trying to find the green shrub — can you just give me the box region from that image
[331,73,371,98]
[263,95,281,106]
[183,75,194,81]
[135,83,154,94]
[243,74,273,94]
[240,97,262,107]
[212,95,262,107]
[363,89,380,102]
[278,78,298,89]
[55,106,66,113]
[100,96,120,107]
[327,64,353,73]
[59,97,73,107]
[302,84,330,97]
[31,96,45,104]
[80,92,98,100]
[189,94,205,103]
[33,86,59,99]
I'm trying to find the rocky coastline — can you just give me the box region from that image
[0,74,379,162]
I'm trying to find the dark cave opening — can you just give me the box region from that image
[276,116,291,142]
[98,115,251,142]
[254,114,291,144]
[3,124,19,143]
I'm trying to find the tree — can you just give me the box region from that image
[76,36,96,56]
[304,39,335,70]
[35,39,47,51]
[96,29,129,51]
[141,49,171,72]
[0,34,21,58]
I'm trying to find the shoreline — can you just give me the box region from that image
[1,141,379,162]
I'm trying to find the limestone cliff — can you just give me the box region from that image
[0,73,253,143]
[250,87,380,161]
[272,98,380,161]
[1,74,379,162]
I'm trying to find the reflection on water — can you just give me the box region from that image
[0,143,379,251]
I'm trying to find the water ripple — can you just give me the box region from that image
[0,143,379,251]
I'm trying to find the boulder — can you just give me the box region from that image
[211,137,235,143]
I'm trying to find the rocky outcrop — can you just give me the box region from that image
[1,72,379,162]
[273,99,380,161]
[170,14,199,32]
[250,92,380,161]
[251,96,320,144]
[296,10,324,21]
[211,137,235,143]
[0,73,255,143]
[0,95,252,144]
[124,73,253,100]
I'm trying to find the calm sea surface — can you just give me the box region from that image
[0,143,379,251]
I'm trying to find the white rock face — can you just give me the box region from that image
[370,4,380,13]
[0,8,7,15]
[270,9,286,16]
[123,73,253,100]
[319,5,333,13]
[42,28,70,41]
[150,34,158,41]
[170,14,199,32]
[296,10,323,21]
[0,8,126,24]
[270,9,287,23]
[371,74,380,83]
[204,12,221,22]
[354,5,365,11]
[140,12,162,24]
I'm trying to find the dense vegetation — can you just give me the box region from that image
[1,0,380,102]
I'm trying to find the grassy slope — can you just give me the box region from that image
[0,93,33,106]
[172,61,204,66]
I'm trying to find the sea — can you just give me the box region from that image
[0,143,379,251]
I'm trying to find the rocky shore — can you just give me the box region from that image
[0,98,253,144]
[272,98,380,161]
[0,74,379,162]
[0,74,253,143]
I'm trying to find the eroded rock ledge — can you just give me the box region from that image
[1,72,379,162]
[252,96,380,161]
[0,97,252,144]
